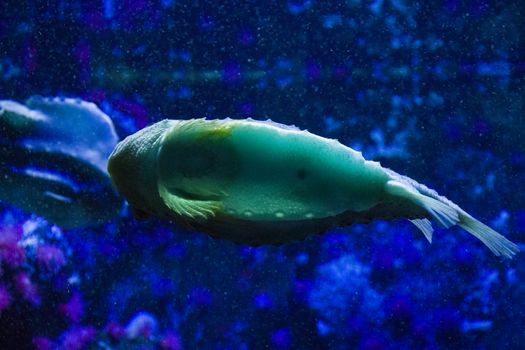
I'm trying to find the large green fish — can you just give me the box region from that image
[108,118,519,258]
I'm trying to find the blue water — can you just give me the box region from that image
[0,1,524,349]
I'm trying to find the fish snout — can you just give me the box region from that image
[108,121,175,217]
[107,136,142,205]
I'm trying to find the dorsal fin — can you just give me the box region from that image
[244,118,302,132]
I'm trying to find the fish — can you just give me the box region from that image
[107,118,519,258]
[0,96,122,228]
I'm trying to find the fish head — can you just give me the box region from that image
[108,120,177,219]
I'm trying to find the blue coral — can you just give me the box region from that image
[308,254,384,335]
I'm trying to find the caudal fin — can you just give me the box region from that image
[458,213,519,259]
[386,179,519,259]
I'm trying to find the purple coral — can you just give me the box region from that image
[0,224,25,268]
[105,322,125,341]
[59,326,96,350]
[159,332,183,350]
[0,284,11,312]
[14,271,40,305]
[36,244,66,273]
[59,292,85,323]
[32,336,55,350]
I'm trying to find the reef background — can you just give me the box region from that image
[1,1,524,349]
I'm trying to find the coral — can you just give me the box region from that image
[308,254,383,336]
[0,284,11,313]
[36,244,66,273]
[159,332,184,350]
[0,211,79,347]
[0,223,25,268]
[13,271,41,305]
[32,336,54,350]
[125,312,158,339]
[105,322,125,341]
[59,326,97,350]
[58,292,84,324]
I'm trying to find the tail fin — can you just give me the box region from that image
[386,180,519,259]
[458,213,519,259]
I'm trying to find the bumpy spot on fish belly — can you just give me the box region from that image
[296,168,308,180]
[158,137,239,201]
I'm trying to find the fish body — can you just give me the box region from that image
[0,97,121,228]
[108,118,519,258]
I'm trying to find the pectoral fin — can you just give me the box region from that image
[410,219,433,243]
[157,118,237,213]
[158,182,222,220]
